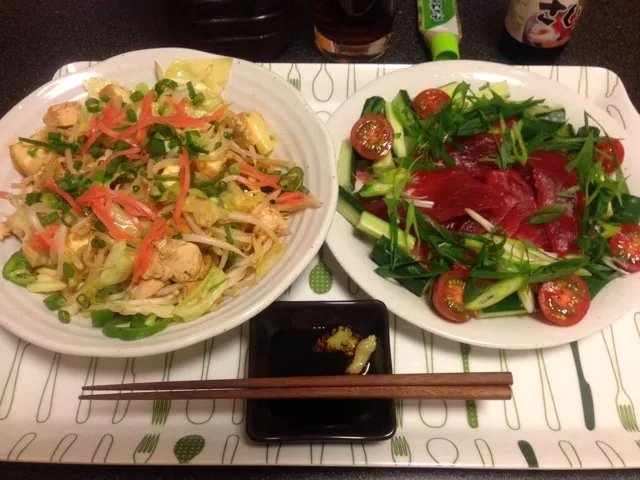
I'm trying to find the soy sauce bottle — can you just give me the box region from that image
[499,0,585,64]
[165,0,295,61]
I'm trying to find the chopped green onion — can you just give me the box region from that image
[214,141,222,150]
[73,160,83,171]
[158,102,169,116]
[99,94,111,103]
[77,135,88,145]
[91,238,107,249]
[58,310,71,324]
[85,98,101,113]
[146,138,166,158]
[91,170,106,183]
[126,108,137,123]
[27,146,39,157]
[298,184,310,194]
[41,192,61,209]
[186,81,196,98]
[61,211,77,227]
[217,181,227,192]
[132,185,141,193]
[135,82,149,94]
[223,132,232,140]
[527,204,568,224]
[25,192,41,205]
[63,262,75,279]
[77,294,91,309]
[192,92,205,106]
[44,292,66,311]
[228,163,240,175]
[89,146,104,158]
[155,78,178,95]
[173,233,183,240]
[96,284,123,302]
[129,91,144,102]
[94,221,106,233]
[47,132,62,142]
[167,138,180,149]
[38,211,59,226]
[91,309,114,327]
[114,140,131,152]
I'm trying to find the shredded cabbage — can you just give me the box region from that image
[97,241,134,287]
[163,58,232,98]
[92,298,176,318]
[184,190,223,228]
[26,273,67,293]
[173,266,228,322]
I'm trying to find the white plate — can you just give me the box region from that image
[0,48,337,357]
[326,60,640,350]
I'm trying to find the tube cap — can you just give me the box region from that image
[430,32,460,61]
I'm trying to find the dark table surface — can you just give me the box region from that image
[1,0,639,478]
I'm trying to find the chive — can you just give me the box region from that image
[132,185,140,192]
[47,132,62,142]
[126,108,137,123]
[73,160,83,171]
[223,132,232,140]
[61,211,77,227]
[91,238,107,249]
[192,92,205,106]
[158,102,169,116]
[214,141,222,150]
[89,146,104,158]
[527,204,568,224]
[224,225,235,245]
[77,294,91,309]
[38,212,59,226]
[154,78,178,95]
[129,91,144,103]
[146,138,166,158]
[27,146,39,157]
[44,292,65,311]
[186,81,196,99]
[94,221,106,233]
[96,284,123,302]
[58,310,71,324]
[25,192,41,205]
[114,140,131,152]
[91,309,114,327]
[85,98,101,113]
[63,262,75,279]
[148,124,176,139]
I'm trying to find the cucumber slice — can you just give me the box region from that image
[384,100,407,157]
[477,293,528,318]
[355,211,416,252]
[361,96,386,117]
[372,152,395,177]
[465,276,526,311]
[337,139,356,191]
[478,80,510,99]
[516,285,536,314]
[525,103,565,116]
[337,186,364,227]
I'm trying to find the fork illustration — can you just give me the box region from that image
[391,435,411,464]
[152,352,174,426]
[601,326,639,432]
[287,64,301,91]
[133,433,160,464]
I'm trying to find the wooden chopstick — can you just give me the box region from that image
[79,384,512,401]
[82,372,512,392]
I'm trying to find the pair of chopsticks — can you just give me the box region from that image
[79,372,512,401]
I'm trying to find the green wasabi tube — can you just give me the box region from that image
[417,0,462,60]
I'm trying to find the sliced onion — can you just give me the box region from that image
[465,208,495,233]
[602,256,630,275]
[155,283,185,297]
[227,211,279,243]
[55,225,69,279]
[183,213,206,236]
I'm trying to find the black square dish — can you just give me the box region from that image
[246,300,396,443]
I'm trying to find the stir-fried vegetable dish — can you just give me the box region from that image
[337,80,638,326]
[0,58,318,340]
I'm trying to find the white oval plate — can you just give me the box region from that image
[326,60,640,350]
[0,48,337,357]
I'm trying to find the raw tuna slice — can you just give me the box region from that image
[444,133,501,178]
[531,151,580,256]
[485,170,540,236]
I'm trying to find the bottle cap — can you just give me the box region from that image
[430,32,460,61]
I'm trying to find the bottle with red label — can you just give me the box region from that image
[499,0,585,64]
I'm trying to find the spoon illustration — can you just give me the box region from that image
[309,245,333,294]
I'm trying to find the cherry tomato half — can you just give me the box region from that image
[595,139,625,175]
[350,114,394,161]
[609,224,640,273]
[538,275,591,327]
[412,89,451,120]
[433,271,475,322]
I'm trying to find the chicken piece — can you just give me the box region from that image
[142,239,203,283]
[9,131,50,177]
[258,207,288,234]
[0,223,11,240]
[228,114,252,149]
[42,101,83,129]
[131,279,166,300]
[194,149,234,180]
[99,84,131,108]
[198,254,213,279]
